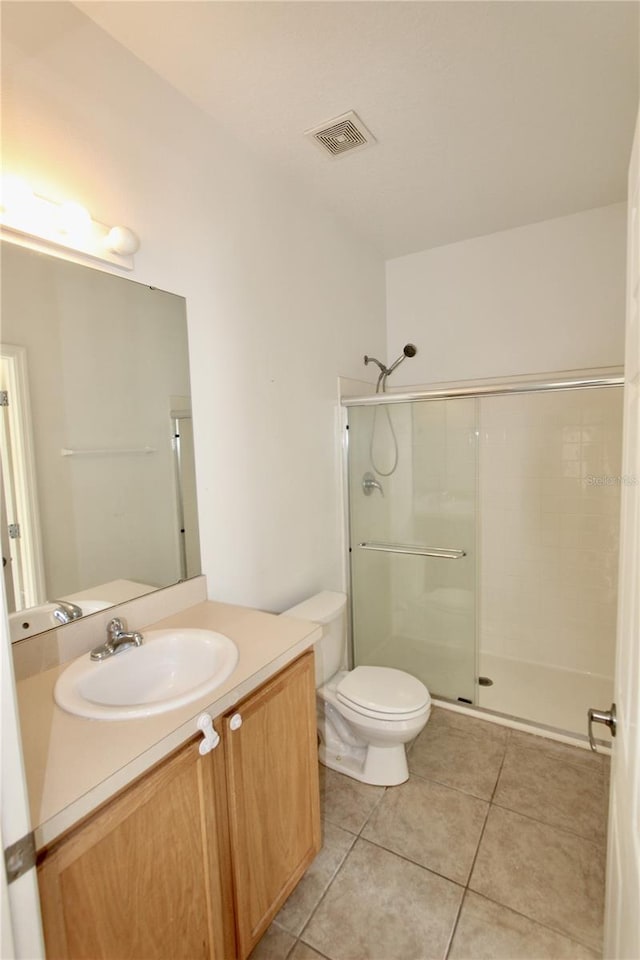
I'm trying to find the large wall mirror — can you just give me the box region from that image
[1,241,201,642]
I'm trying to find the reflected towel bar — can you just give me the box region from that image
[358,541,466,560]
[61,446,156,457]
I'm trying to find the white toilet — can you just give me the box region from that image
[282,591,431,786]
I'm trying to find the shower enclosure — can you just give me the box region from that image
[345,373,623,737]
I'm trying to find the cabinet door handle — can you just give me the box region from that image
[197,713,220,755]
[229,713,243,731]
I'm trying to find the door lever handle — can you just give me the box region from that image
[587,703,616,752]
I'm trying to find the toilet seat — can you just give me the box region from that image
[336,666,430,721]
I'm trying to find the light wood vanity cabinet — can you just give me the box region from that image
[225,652,321,958]
[37,731,233,960]
[37,651,321,960]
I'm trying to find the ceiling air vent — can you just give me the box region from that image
[305,111,375,158]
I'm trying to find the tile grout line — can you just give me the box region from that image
[504,743,607,779]
[489,797,608,847]
[286,772,370,957]
[295,846,353,956]
[357,783,389,837]
[488,795,608,848]
[294,831,469,960]
[282,933,298,960]
[352,832,470,891]
[285,932,332,960]
[443,887,471,960]
[293,804,367,956]
[489,726,512,803]
[408,766,496,803]
[443,726,511,960]
[466,728,605,957]
[443,728,512,960]
[462,888,604,956]
[490,729,608,844]
[459,725,509,883]
[293,719,605,960]
[312,729,509,959]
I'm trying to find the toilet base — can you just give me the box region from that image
[319,741,409,786]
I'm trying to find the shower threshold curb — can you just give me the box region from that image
[432,697,612,755]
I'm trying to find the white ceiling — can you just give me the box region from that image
[77,1,639,259]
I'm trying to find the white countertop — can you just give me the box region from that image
[17,600,321,850]
[62,578,157,605]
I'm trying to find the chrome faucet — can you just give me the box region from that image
[90,617,143,661]
[53,600,83,624]
[362,472,385,497]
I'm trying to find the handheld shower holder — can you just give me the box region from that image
[363,344,417,393]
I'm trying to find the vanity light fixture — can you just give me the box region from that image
[0,175,140,270]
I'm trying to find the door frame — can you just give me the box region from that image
[603,103,640,960]
[1,576,45,958]
[0,344,46,611]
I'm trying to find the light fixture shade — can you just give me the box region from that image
[58,202,92,239]
[105,225,140,256]
[0,177,140,270]
[1,174,35,214]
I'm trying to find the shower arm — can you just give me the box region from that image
[363,355,389,394]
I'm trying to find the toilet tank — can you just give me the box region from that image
[281,591,347,686]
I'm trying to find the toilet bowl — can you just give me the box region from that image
[282,591,431,786]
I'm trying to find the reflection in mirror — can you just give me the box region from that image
[1,241,201,641]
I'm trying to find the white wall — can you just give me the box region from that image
[386,203,626,385]
[1,2,386,611]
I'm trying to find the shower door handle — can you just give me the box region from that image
[587,703,616,752]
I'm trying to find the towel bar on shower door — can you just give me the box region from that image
[357,542,466,560]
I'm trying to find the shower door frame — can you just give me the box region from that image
[343,370,623,408]
[341,367,624,732]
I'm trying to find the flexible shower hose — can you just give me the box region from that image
[369,403,399,476]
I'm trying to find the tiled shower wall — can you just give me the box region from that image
[478,387,623,727]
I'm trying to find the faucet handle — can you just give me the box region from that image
[107,617,125,640]
[362,472,384,497]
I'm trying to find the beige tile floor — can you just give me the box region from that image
[250,708,609,960]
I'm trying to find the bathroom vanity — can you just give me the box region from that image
[16,598,322,960]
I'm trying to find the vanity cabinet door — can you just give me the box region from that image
[37,736,233,960]
[224,651,321,959]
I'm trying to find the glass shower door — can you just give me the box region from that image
[348,399,477,703]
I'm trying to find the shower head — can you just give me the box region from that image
[364,344,418,392]
[386,343,418,376]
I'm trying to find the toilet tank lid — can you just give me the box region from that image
[282,590,346,624]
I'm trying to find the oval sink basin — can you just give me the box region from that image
[54,628,239,720]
